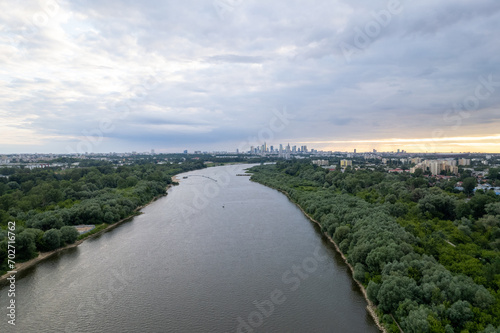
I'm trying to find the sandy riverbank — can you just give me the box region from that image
[269,186,387,333]
[0,185,175,283]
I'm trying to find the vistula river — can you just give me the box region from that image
[0,164,379,332]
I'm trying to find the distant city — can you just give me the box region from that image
[1,148,499,198]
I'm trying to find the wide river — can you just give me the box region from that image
[1,164,379,332]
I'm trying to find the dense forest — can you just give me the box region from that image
[0,160,205,275]
[250,161,500,333]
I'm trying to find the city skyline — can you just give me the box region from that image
[1,1,500,154]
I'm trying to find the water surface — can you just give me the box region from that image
[0,164,379,332]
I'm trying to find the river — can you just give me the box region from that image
[0,164,379,332]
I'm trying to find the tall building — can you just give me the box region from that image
[340,160,353,168]
[459,158,471,166]
[313,160,329,166]
[410,159,459,175]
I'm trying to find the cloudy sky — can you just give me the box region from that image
[1,0,500,154]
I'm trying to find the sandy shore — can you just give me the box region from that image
[0,186,174,283]
[270,187,387,333]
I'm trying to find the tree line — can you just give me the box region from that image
[250,160,500,333]
[0,160,205,274]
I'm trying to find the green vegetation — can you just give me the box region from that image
[76,223,108,241]
[250,160,500,332]
[0,160,205,274]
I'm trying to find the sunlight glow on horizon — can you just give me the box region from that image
[301,135,500,153]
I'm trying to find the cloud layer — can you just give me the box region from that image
[1,0,499,153]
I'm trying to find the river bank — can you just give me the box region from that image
[0,183,177,283]
[253,181,387,333]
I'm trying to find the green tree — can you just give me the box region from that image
[60,226,79,244]
[487,168,499,180]
[16,230,38,261]
[376,275,419,313]
[42,229,62,251]
[447,300,473,327]
[401,306,430,333]
[414,168,424,177]
[485,202,500,216]
[463,177,477,197]
[418,194,457,220]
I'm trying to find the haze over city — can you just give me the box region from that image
[1,0,500,154]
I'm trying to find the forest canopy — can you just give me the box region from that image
[250,161,500,333]
[0,160,205,274]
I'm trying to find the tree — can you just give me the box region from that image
[376,275,419,313]
[333,225,350,243]
[7,181,20,190]
[447,300,473,327]
[414,168,424,177]
[470,193,496,218]
[60,226,79,244]
[463,177,477,197]
[487,168,499,180]
[418,194,457,220]
[366,281,381,303]
[16,230,38,261]
[42,229,62,251]
[401,306,430,333]
[485,202,500,216]
[354,263,366,283]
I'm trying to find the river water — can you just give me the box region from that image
[0,164,379,332]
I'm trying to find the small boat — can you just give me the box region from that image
[183,176,188,179]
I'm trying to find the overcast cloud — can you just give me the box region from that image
[1,0,499,153]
